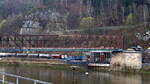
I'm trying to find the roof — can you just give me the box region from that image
[90,49,123,53]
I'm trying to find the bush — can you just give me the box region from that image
[126,13,134,25]
[80,17,95,29]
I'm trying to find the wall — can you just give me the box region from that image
[110,51,142,71]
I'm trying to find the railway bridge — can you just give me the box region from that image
[0,34,124,52]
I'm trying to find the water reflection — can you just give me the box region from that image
[0,66,149,84]
[110,73,142,84]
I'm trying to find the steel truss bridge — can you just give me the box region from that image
[0,34,124,52]
[0,48,123,53]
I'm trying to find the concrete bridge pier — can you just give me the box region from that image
[110,51,142,72]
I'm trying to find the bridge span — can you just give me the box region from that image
[0,48,123,52]
[0,34,124,50]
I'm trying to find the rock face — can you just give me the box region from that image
[20,8,69,34]
[111,51,142,70]
[20,20,42,34]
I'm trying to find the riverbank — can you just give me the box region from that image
[0,58,88,72]
[0,58,150,74]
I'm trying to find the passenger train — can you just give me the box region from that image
[0,53,51,58]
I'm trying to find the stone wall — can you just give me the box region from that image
[110,51,142,71]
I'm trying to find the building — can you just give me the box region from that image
[88,49,122,67]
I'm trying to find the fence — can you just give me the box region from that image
[0,72,52,84]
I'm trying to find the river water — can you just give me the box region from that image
[0,66,149,84]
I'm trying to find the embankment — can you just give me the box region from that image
[0,58,87,72]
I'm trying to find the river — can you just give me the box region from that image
[0,66,149,84]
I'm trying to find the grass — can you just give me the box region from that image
[0,61,88,72]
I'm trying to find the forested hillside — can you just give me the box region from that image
[0,0,150,26]
[0,0,149,47]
